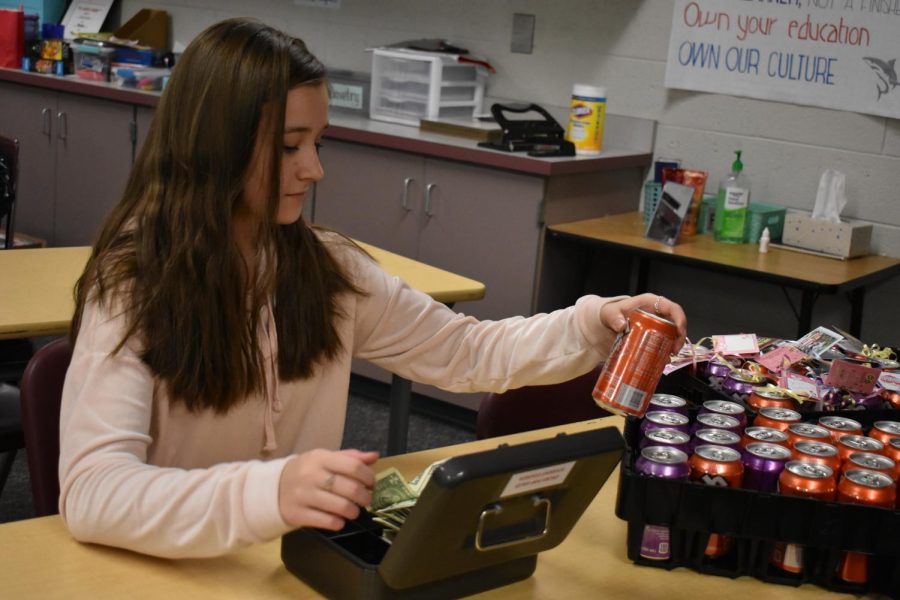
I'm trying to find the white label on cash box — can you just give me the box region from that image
[500,461,575,498]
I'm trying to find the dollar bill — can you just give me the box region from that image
[370,467,417,511]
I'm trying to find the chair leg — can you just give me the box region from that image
[0,449,16,499]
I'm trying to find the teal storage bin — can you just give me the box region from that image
[0,0,65,26]
[745,202,786,243]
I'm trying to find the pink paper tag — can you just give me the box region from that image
[712,334,759,356]
[780,372,820,400]
[758,345,808,373]
[825,360,882,394]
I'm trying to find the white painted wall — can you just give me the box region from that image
[120,0,900,341]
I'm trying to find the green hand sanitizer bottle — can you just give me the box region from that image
[714,150,751,243]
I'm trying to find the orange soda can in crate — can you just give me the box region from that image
[836,469,897,584]
[689,445,744,558]
[868,421,900,446]
[883,438,900,480]
[592,309,679,418]
[818,416,864,445]
[771,461,837,574]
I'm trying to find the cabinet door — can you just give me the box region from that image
[134,105,155,162]
[0,83,57,244]
[314,139,421,258]
[54,95,135,246]
[418,159,544,321]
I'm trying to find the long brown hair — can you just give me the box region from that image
[71,18,361,412]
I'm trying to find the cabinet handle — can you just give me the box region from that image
[57,111,67,141]
[401,177,414,211]
[41,107,52,137]
[424,183,437,217]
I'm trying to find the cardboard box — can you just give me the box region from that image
[782,210,872,258]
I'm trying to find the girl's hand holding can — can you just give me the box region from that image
[600,293,687,348]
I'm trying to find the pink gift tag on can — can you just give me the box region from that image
[824,360,882,394]
[780,371,820,400]
[758,345,808,373]
[712,334,759,356]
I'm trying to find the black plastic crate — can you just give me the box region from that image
[615,370,900,596]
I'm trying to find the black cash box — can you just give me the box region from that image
[282,426,624,599]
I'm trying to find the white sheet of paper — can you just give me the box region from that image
[61,0,115,40]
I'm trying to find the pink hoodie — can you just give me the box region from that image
[58,234,620,558]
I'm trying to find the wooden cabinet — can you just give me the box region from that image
[315,139,544,320]
[0,81,135,246]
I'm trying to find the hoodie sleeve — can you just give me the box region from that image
[58,298,292,558]
[343,246,625,394]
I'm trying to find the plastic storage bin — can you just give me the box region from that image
[745,202,786,243]
[72,43,115,81]
[615,370,900,597]
[369,48,487,126]
[328,69,371,114]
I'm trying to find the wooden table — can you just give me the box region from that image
[0,418,851,599]
[0,244,485,454]
[548,212,900,339]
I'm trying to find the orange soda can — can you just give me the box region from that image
[772,461,837,574]
[792,440,841,475]
[592,309,678,418]
[741,426,790,451]
[752,407,802,432]
[780,461,837,499]
[884,439,900,480]
[689,445,743,558]
[818,416,863,445]
[836,470,896,584]
[747,388,798,412]
[842,452,897,482]
[869,421,900,447]
[786,423,831,449]
[836,435,884,464]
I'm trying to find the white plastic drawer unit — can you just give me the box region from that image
[369,48,488,126]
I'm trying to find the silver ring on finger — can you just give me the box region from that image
[653,295,664,315]
[323,473,336,492]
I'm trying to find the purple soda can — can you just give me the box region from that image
[640,411,691,437]
[639,428,691,455]
[691,413,741,436]
[743,442,792,492]
[700,400,748,429]
[649,394,689,417]
[691,428,742,453]
[723,369,767,396]
[636,446,690,561]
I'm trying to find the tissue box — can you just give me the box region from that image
[782,210,872,258]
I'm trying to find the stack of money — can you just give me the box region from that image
[368,459,445,545]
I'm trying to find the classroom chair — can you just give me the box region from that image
[0,134,18,249]
[19,337,72,517]
[0,382,25,502]
[475,365,611,439]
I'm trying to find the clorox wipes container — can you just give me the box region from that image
[565,84,606,155]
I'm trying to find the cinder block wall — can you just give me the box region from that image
[121,0,900,340]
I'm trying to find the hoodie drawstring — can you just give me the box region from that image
[261,301,282,452]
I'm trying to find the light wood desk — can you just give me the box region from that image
[0,244,485,453]
[0,418,849,599]
[548,212,900,339]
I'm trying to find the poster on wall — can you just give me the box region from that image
[665,0,900,119]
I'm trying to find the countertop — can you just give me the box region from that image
[1,67,653,176]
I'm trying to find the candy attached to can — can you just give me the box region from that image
[592,309,678,418]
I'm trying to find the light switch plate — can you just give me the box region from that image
[511,13,535,54]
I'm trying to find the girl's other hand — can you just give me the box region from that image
[278,448,379,530]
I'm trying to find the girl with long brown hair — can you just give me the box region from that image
[59,17,686,558]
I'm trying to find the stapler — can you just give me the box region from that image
[478,103,575,157]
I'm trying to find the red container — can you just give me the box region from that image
[593,309,678,418]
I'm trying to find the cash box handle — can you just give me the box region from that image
[475,496,551,551]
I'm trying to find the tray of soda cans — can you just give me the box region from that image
[614,367,900,596]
